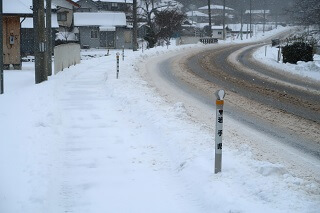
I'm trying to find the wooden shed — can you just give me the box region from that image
[3,16,21,69]
[3,0,33,69]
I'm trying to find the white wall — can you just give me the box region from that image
[212,29,223,39]
[176,36,200,45]
[54,43,81,74]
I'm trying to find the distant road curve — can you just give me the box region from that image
[188,42,320,124]
[182,33,320,157]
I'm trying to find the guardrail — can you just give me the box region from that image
[54,43,81,74]
[200,38,218,44]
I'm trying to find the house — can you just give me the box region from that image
[76,0,133,25]
[76,0,133,12]
[74,12,132,49]
[185,11,209,24]
[198,4,235,25]
[211,26,226,39]
[2,0,33,69]
[53,0,80,31]
[195,24,227,39]
[244,10,270,24]
[227,24,252,35]
[17,0,79,57]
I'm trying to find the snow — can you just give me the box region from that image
[253,45,320,81]
[74,12,126,27]
[21,14,59,29]
[92,0,133,3]
[3,0,77,14]
[3,0,33,14]
[198,5,234,11]
[0,28,320,212]
[186,11,209,17]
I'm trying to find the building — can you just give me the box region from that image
[54,0,81,31]
[198,4,235,25]
[244,10,270,24]
[76,0,133,26]
[74,12,132,49]
[185,11,209,24]
[2,0,33,69]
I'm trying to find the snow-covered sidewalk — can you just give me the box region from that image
[1,43,320,212]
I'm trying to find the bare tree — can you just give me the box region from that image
[58,27,72,42]
[155,9,185,43]
[288,0,320,27]
[138,0,182,48]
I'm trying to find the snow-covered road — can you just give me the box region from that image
[1,36,320,212]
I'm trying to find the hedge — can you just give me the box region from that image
[282,42,313,64]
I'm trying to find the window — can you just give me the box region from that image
[91,30,98,39]
[218,31,222,35]
[111,2,118,9]
[57,12,67,21]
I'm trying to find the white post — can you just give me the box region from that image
[122,46,125,61]
[116,52,120,79]
[265,45,267,57]
[215,90,225,174]
[277,46,281,63]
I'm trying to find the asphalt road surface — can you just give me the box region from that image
[142,33,320,184]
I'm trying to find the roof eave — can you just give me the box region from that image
[65,0,80,8]
[4,13,33,17]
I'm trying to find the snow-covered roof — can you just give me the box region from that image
[138,0,183,11]
[212,26,224,30]
[52,0,80,9]
[92,0,133,3]
[3,0,79,15]
[74,12,126,27]
[196,23,209,29]
[21,14,59,29]
[196,23,226,30]
[3,0,33,15]
[198,5,234,11]
[186,11,208,17]
[100,26,116,31]
[245,10,270,14]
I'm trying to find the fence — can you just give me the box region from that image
[176,36,219,45]
[54,43,81,74]
[199,38,218,44]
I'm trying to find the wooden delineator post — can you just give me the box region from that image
[116,52,120,79]
[215,90,225,174]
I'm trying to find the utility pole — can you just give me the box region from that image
[222,0,226,40]
[207,0,212,37]
[263,0,266,34]
[132,0,138,51]
[250,0,252,38]
[275,11,278,29]
[0,0,3,94]
[33,0,47,83]
[240,1,243,40]
[46,0,52,76]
